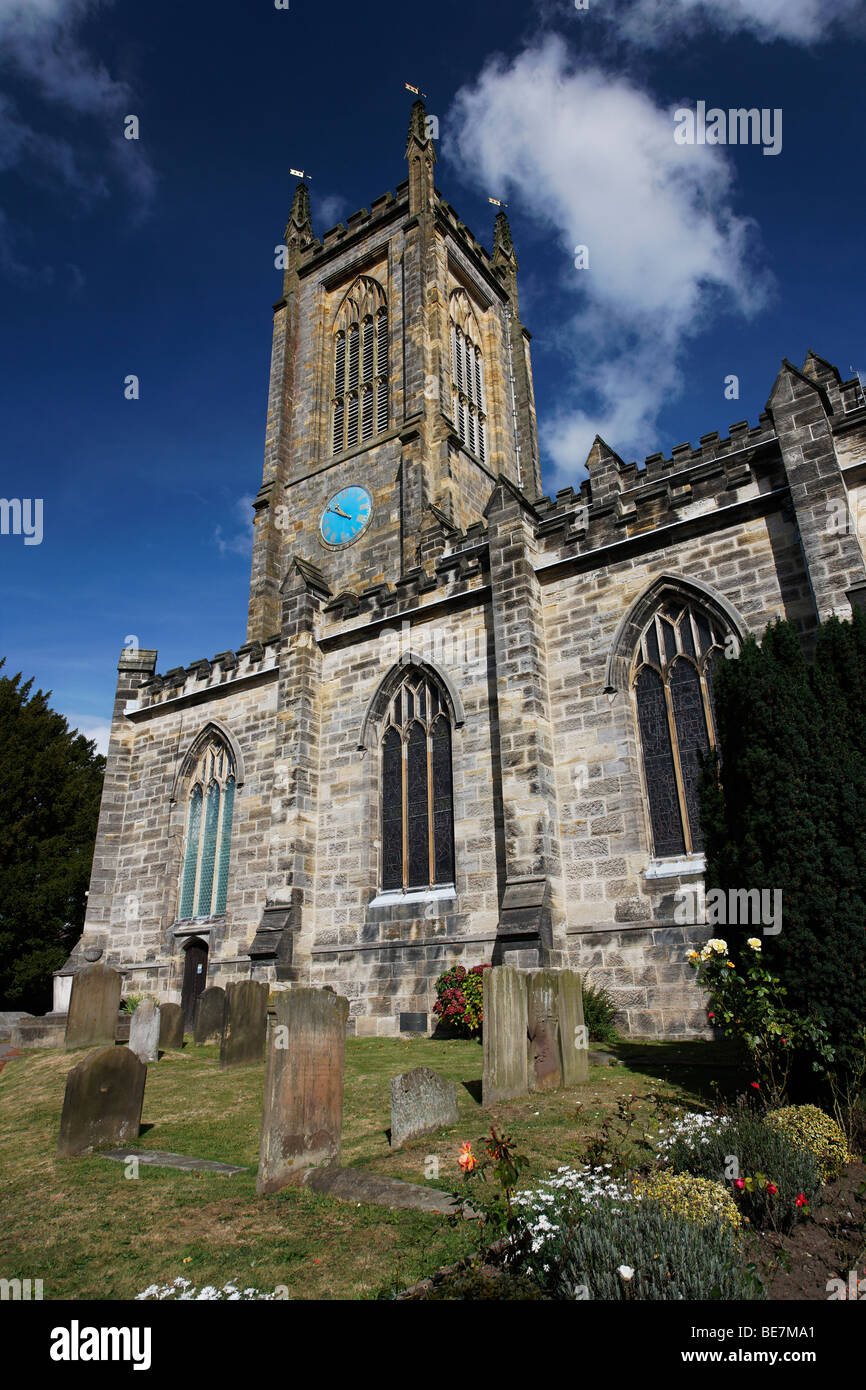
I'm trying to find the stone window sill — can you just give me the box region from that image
[367,886,457,910]
[643,855,706,881]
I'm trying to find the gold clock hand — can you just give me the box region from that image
[329,504,351,518]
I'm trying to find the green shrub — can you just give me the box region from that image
[658,1103,820,1233]
[581,979,620,1045]
[631,1172,742,1235]
[765,1105,851,1183]
[431,965,489,1038]
[525,1199,762,1301]
[121,995,145,1015]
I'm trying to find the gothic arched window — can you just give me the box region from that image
[178,734,236,919]
[450,289,487,464]
[332,276,389,454]
[632,599,726,858]
[380,670,455,891]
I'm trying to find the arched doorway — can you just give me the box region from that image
[181,937,208,1032]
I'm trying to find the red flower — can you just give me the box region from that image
[708,1012,715,1020]
[766,1182,778,1195]
[734,1178,745,1190]
[795,1193,808,1208]
[750,1082,760,1090]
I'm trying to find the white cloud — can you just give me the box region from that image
[602,0,865,45]
[215,495,255,558]
[64,716,111,757]
[312,192,350,231]
[0,0,155,281]
[446,36,771,488]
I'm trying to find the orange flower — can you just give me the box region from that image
[458,1142,477,1173]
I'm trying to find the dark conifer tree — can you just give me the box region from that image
[700,614,866,1073]
[0,659,105,1011]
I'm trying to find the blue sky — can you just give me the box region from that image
[0,0,863,751]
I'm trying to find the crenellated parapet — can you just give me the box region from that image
[127,636,282,715]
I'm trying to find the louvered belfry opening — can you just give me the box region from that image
[332,276,389,454]
[178,734,236,919]
[450,288,487,465]
[379,671,455,891]
[632,599,725,857]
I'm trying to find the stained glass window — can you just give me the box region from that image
[178,734,237,919]
[633,599,726,857]
[380,672,455,890]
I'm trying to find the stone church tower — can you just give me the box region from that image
[63,102,866,1038]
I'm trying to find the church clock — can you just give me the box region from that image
[319,484,373,548]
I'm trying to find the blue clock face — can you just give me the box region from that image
[320,485,373,548]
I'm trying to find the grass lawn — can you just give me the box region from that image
[0,1036,742,1300]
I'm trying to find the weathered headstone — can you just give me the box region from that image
[526,970,563,1092]
[64,964,123,1050]
[57,1046,147,1157]
[158,1002,184,1051]
[129,999,160,1064]
[257,987,349,1194]
[194,986,227,1045]
[558,970,589,1087]
[390,1066,459,1149]
[220,980,268,1070]
[482,966,528,1105]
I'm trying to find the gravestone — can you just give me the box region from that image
[526,971,563,1092]
[482,966,528,1105]
[558,970,590,1087]
[158,1002,185,1051]
[390,1066,459,1149]
[220,980,268,1070]
[129,999,160,1064]
[57,1046,147,1157]
[257,987,349,1194]
[194,986,227,1045]
[64,964,123,1049]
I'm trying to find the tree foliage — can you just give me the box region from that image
[0,659,105,1011]
[699,611,866,1074]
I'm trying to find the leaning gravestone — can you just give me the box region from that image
[57,1046,147,1157]
[129,999,160,1064]
[482,966,529,1105]
[526,970,563,1092]
[557,970,590,1087]
[64,964,123,1049]
[390,1067,459,1149]
[194,986,227,1045]
[220,980,268,1070]
[158,1003,185,1051]
[257,987,349,1194]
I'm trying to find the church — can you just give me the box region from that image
[60,102,866,1039]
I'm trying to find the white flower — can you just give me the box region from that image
[618,1265,635,1281]
[708,938,728,955]
[747,937,762,950]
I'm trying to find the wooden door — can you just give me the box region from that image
[181,939,208,1032]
